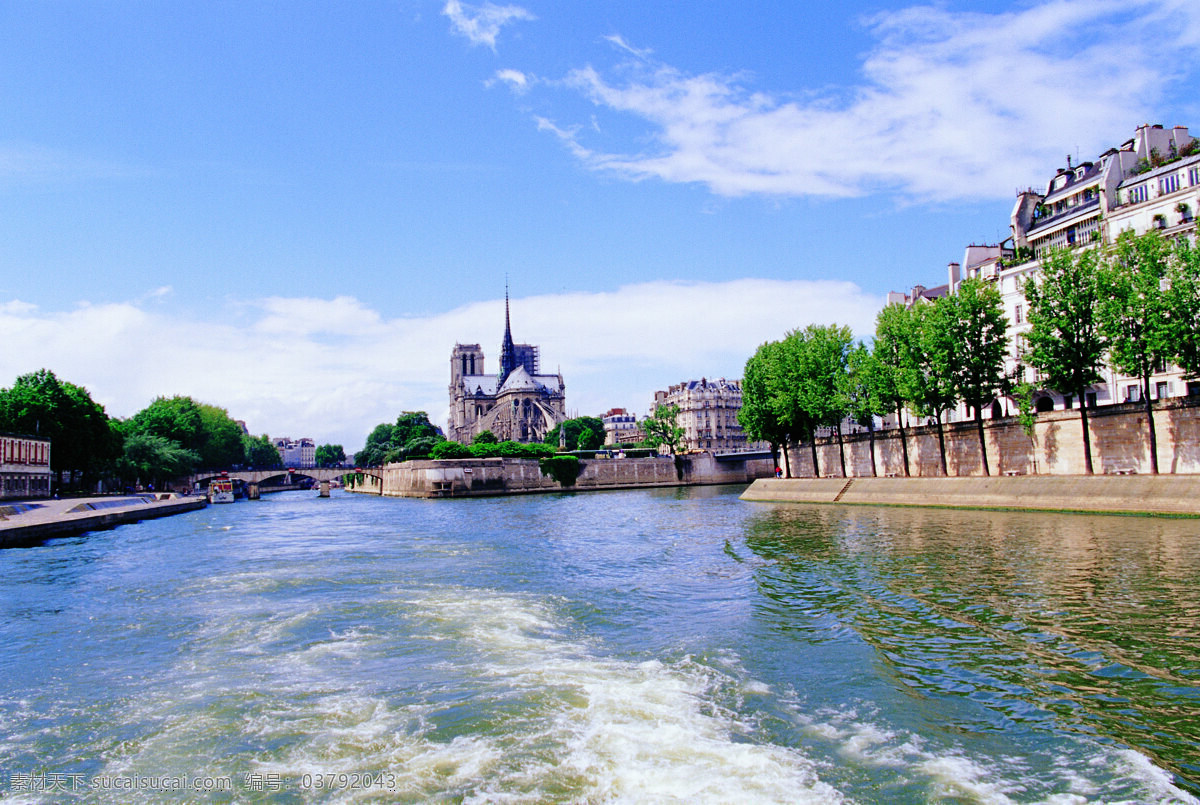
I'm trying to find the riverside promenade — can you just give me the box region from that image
[741,475,1200,517]
[0,493,207,548]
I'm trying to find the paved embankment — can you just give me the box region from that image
[0,494,208,547]
[740,475,1200,517]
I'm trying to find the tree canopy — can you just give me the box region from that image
[0,369,121,488]
[545,417,605,451]
[354,412,445,466]
[125,395,245,469]
[1023,246,1106,473]
[640,404,685,455]
[315,443,346,468]
[938,278,1009,476]
[1098,230,1175,474]
[244,434,284,469]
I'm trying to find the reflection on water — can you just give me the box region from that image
[743,504,1200,789]
[0,488,1196,803]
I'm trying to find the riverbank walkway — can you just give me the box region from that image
[741,475,1200,517]
[0,493,207,548]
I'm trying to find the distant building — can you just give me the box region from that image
[448,292,567,444]
[601,408,642,446]
[1,433,52,500]
[273,437,315,468]
[653,378,766,453]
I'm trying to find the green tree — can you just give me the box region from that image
[357,412,445,465]
[355,422,395,466]
[739,341,792,476]
[126,396,244,469]
[939,278,1009,477]
[909,301,958,475]
[393,411,442,446]
[1023,247,1107,474]
[773,332,820,476]
[391,435,444,461]
[315,444,346,468]
[196,403,246,468]
[1098,230,1175,474]
[545,416,605,451]
[641,404,685,455]
[243,434,284,469]
[844,342,889,477]
[0,369,121,489]
[127,396,203,452]
[472,430,498,445]
[115,432,200,488]
[1166,235,1200,379]
[872,304,920,476]
[790,324,854,477]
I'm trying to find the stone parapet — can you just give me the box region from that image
[349,453,775,499]
[787,399,1200,478]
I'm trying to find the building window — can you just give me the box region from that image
[1124,385,1141,403]
[1160,174,1180,195]
[1127,185,1148,204]
[1014,305,1023,324]
[1191,167,1200,187]
[1157,381,1169,399]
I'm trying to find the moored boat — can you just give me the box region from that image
[208,474,235,504]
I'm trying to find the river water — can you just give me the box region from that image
[1,486,1198,803]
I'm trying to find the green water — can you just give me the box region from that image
[0,486,1196,803]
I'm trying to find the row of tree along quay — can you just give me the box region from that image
[739,230,1200,477]
[0,370,347,494]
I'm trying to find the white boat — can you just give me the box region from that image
[208,476,235,504]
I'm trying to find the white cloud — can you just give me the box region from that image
[537,0,1200,201]
[443,0,534,51]
[490,68,530,94]
[0,281,882,453]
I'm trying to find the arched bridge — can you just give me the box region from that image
[189,468,350,489]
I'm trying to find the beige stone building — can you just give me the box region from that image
[448,295,566,444]
[601,408,642,446]
[653,378,766,453]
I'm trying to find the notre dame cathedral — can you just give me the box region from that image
[447,293,566,444]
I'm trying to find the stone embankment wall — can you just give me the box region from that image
[349,453,775,499]
[787,399,1200,478]
[741,476,1200,516]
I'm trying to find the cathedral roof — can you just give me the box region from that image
[497,365,545,394]
[461,376,499,396]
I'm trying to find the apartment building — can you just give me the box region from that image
[652,378,766,453]
[272,437,316,468]
[601,408,642,446]
[895,124,1200,421]
[1,433,52,500]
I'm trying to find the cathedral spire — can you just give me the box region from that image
[499,282,517,384]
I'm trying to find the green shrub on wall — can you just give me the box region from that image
[538,455,581,487]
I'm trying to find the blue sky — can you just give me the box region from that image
[2,0,1198,451]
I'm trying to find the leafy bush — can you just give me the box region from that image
[429,441,473,459]
[465,440,555,459]
[538,455,581,487]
